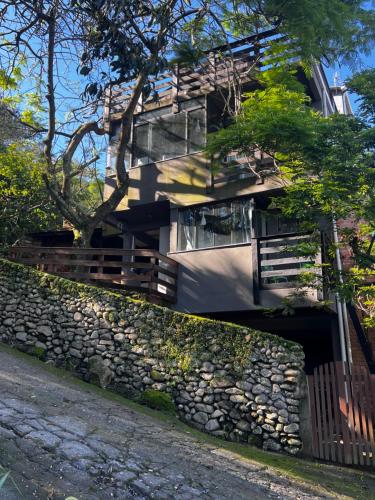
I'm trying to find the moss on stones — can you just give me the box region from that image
[31,346,46,359]
[137,390,175,413]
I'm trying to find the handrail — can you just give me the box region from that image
[257,232,312,241]
[11,246,178,267]
[9,246,179,303]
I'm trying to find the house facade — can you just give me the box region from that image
[101,34,350,374]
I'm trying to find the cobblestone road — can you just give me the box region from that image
[0,348,333,499]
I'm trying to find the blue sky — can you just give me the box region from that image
[325,50,375,113]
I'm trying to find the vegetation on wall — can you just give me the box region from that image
[0,258,302,367]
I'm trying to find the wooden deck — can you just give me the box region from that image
[9,246,179,303]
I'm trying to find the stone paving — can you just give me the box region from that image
[0,348,331,499]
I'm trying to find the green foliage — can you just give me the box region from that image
[162,338,193,372]
[0,470,10,489]
[137,389,175,413]
[207,67,375,325]
[0,143,61,246]
[346,68,375,124]
[28,346,47,360]
[0,258,303,368]
[220,0,375,66]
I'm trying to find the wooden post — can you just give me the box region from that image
[250,199,260,305]
[172,64,179,113]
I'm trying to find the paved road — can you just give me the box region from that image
[0,347,329,499]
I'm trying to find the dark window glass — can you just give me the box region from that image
[133,123,150,166]
[188,108,205,153]
[132,100,205,166]
[152,113,186,161]
[178,198,252,250]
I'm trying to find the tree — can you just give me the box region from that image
[0,0,373,246]
[0,0,216,246]
[0,143,61,246]
[207,67,375,325]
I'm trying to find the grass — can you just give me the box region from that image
[1,342,375,499]
[0,464,21,495]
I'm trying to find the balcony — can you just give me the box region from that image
[254,232,323,305]
[9,247,179,303]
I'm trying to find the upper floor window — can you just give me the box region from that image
[178,197,253,251]
[132,98,205,167]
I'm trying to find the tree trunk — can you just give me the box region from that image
[72,227,94,248]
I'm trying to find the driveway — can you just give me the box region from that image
[0,347,335,499]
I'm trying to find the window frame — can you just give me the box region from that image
[177,197,254,252]
[131,99,206,168]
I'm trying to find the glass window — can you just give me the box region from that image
[188,108,205,153]
[133,123,150,166]
[258,211,300,237]
[132,100,205,166]
[177,198,252,251]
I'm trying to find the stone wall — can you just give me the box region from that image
[0,259,305,454]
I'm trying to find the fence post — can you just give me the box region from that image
[300,374,314,457]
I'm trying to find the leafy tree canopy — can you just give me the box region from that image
[0,143,61,246]
[0,0,373,247]
[207,66,375,324]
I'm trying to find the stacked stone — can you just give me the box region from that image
[0,260,304,455]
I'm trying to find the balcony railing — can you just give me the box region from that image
[252,232,322,304]
[9,247,179,303]
[104,30,281,124]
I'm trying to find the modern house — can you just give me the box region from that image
[100,34,351,374]
[14,33,373,375]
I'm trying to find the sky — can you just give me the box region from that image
[325,51,374,113]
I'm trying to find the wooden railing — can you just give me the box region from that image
[104,30,282,123]
[252,232,322,303]
[9,247,179,303]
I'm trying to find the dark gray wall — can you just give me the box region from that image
[170,244,254,313]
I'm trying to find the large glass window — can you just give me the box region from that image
[178,198,253,251]
[132,99,205,167]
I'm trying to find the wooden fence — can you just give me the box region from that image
[308,361,375,466]
[9,246,178,303]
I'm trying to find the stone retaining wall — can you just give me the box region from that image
[0,259,305,454]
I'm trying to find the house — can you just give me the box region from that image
[17,33,372,375]
[100,33,354,375]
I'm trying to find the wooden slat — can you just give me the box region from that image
[335,362,353,465]
[261,268,317,278]
[319,365,329,460]
[56,272,152,282]
[261,282,297,289]
[313,366,324,459]
[356,368,371,466]
[12,246,178,266]
[324,363,336,461]
[364,371,375,463]
[260,246,299,255]
[150,276,177,291]
[345,365,359,465]
[260,256,314,266]
[14,258,155,269]
[258,233,311,242]
[307,375,320,457]
[329,362,343,463]
[352,368,365,465]
[153,264,178,279]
